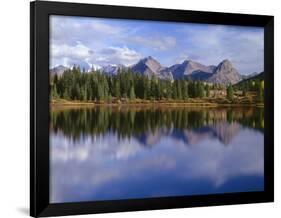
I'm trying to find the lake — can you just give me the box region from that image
[50,106,264,203]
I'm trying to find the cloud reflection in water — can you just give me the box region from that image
[50,107,264,203]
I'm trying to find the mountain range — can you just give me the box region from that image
[50,56,257,85]
[50,65,68,76]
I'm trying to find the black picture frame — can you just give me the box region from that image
[30,1,274,217]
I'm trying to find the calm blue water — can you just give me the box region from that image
[50,107,264,203]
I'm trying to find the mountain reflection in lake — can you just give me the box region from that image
[50,106,264,203]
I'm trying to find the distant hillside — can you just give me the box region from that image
[235,72,264,88]
[100,64,126,76]
[241,72,259,80]
[50,65,69,76]
[250,72,264,80]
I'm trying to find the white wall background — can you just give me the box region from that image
[0,0,279,217]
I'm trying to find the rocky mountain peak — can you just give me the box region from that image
[140,56,161,69]
[50,65,69,76]
[183,59,198,65]
[207,59,242,84]
[100,64,126,75]
[169,59,215,80]
[132,56,162,77]
[216,59,233,71]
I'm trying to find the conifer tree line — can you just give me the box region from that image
[233,77,264,101]
[50,66,245,101]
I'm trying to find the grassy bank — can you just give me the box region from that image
[50,95,264,108]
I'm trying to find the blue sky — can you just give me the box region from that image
[50,15,264,75]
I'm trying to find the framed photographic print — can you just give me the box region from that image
[30,1,274,217]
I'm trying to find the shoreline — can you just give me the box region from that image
[50,100,264,108]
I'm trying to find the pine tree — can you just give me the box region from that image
[51,85,59,99]
[150,74,158,100]
[206,84,210,97]
[129,86,136,100]
[144,77,150,99]
[97,83,104,100]
[227,85,234,101]
[172,81,178,99]
[182,80,188,100]
[197,82,205,98]
[258,81,263,102]
[113,79,121,98]
[178,80,183,99]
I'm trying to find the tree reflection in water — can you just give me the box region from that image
[50,106,264,203]
[50,106,264,145]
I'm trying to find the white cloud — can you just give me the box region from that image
[51,42,92,60]
[90,21,123,35]
[50,123,264,203]
[178,25,264,74]
[50,15,143,68]
[50,15,125,45]
[50,42,94,69]
[50,41,142,68]
[128,35,176,51]
[96,46,142,66]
